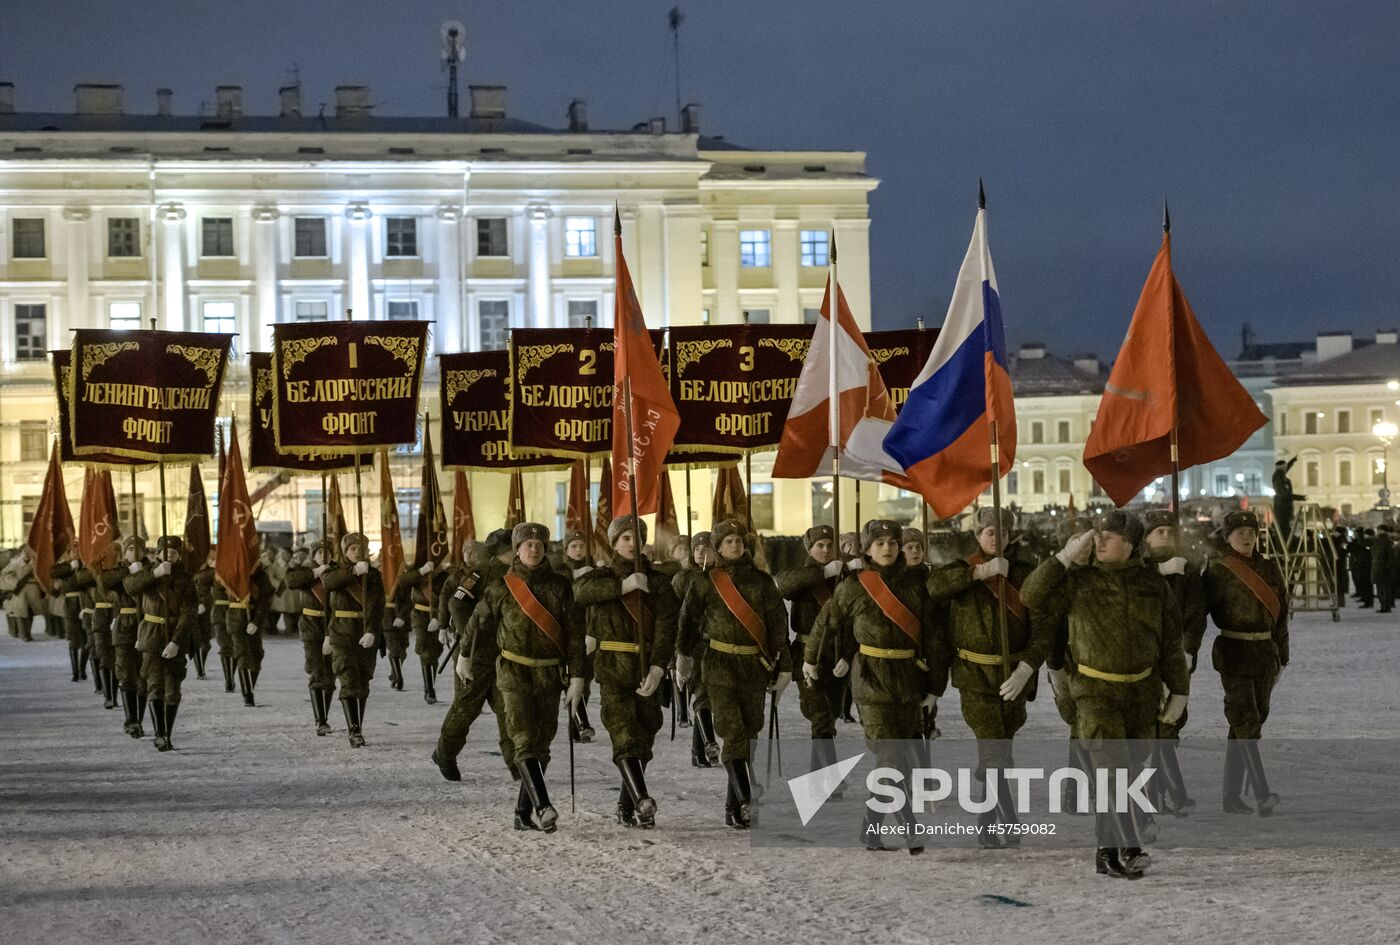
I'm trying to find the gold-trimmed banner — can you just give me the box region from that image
[248,352,368,472]
[440,350,569,472]
[865,328,940,414]
[50,350,146,468]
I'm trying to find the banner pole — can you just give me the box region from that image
[990,420,1010,679]
[158,460,168,560]
[355,453,367,629]
[621,375,647,685]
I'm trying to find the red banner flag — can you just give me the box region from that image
[1084,230,1268,506]
[505,470,526,530]
[712,465,750,529]
[379,451,405,595]
[326,473,348,559]
[611,213,680,517]
[184,462,211,566]
[27,442,75,587]
[215,418,260,602]
[566,459,590,538]
[654,468,680,554]
[452,470,475,566]
[415,422,448,568]
[593,458,612,551]
[78,467,121,571]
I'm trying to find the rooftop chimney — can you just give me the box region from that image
[649,116,666,135]
[1018,343,1047,360]
[335,85,372,118]
[279,84,301,118]
[156,88,172,116]
[214,85,242,118]
[1315,331,1353,361]
[0,83,13,115]
[1378,329,1398,345]
[469,85,505,119]
[681,102,700,134]
[567,99,588,132]
[1073,355,1100,375]
[75,83,123,116]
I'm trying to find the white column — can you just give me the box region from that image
[773,218,800,324]
[62,207,91,329]
[711,219,740,324]
[345,202,372,320]
[159,203,187,330]
[833,218,873,329]
[527,204,552,328]
[436,205,464,351]
[251,204,280,352]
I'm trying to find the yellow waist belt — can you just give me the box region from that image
[143,614,167,625]
[227,602,250,610]
[119,607,138,615]
[709,639,760,656]
[213,601,227,608]
[860,644,916,659]
[333,610,363,619]
[65,591,81,598]
[94,602,113,609]
[599,640,641,654]
[80,608,93,616]
[956,648,1002,666]
[501,649,561,668]
[1077,663,1151,684]
[1220,630,1272,642]
[414,603,433,613]
[303,608,325,618]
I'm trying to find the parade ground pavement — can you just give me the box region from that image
[3,608,1398,945]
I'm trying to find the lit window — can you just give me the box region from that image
[294,218,327,258]
[294,300,328,322]
[386,218,418,257]
[800,230,829,267]
[203,301,237,337]
[803,308,820,324]
[739,230,770,268]
[12,218,45,258]
[477,218,508,257]
[567,300,597,328]
[1370,409,1384,428]
[387,300,418,321]
[201,218,234,257]
[564,217,597,257]
[107,218,140,258]
[743,309,770,324]
[14,304,46,361]
[109,301,142,331]
[478,300,509,351]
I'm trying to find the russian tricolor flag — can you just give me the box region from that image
[883,205,1016,518]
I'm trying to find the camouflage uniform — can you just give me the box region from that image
[671,532,720,767]
[774,530,842,740]
[285,550,336,735]
[384,575,413,689]
[123,538,198,751]
[322,533,386,746]
[211,578,235,691]
[224,566,275,705]
[86,561,122,709]
[399,565,449,703]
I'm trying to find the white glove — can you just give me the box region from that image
[833,658,850,678]
[846,558,864,571]
[245,621,258,636]
[70,559,81,571]
[129,561,143,574]
[585,634,598,655]
[438,626,450,646]
[768,671,792,700]
[313,564,329,578]
[420,561,434,575]
[823,560,843,579]
[1158,556,1188,577]
[802,661,820,685]
[636,665,665,697]
[572,565,593,579]
[920,693,938,710]
[972,557,1010,581]
[1159,694,1188,725]
[353,561,369,577]
[566,676,586,708]
[322,636,333,655]
[197,603,206,615]
[358,632,375,649]
[393,617,404,628]
[153,561,171,578]
[998,661,1035,701]
[161,641,179,659]
[675,654,694,689]
[427,618,439,634]
[621,572,649,595]
[456,653,472,681]
[1056,530,1095,569]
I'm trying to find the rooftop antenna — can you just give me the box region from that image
[668,7,684,128]
[441,20,467,118]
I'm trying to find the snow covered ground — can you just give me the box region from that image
[2,608,1399,945]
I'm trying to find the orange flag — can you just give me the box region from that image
[215,418,260,601]
[27,442,75,586]
[566,459,590,537]
[593,458,613,550]
[414,422,448,568]
[78,467,121,571]
[712,465,749,528]
[326,473,348,558]
[452,470,475,566]
[183,462,211,567]
[379,450,405,595]
[611,211,680,517]
[1084,226,1268,506]
[654,468,679,554]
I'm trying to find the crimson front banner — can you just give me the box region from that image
[248,352,366,471]
[69,329,233,462]
[864,328,940,414]
[440,350,566,471]
[271,320,430,456]
[50,350,139,467]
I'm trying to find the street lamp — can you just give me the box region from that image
[1373,420,1397,511]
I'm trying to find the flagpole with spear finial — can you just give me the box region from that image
[615,206,648,683]
[150,317,169,559]
[981,180,1012,680]
[827,230,843,667]
[1164,199,1181,531]
[345,309,369,632]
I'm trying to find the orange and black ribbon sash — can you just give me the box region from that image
[711,569,772,664]
[964,552,1028,623]
[1220,555,1281,626]
[620,589,654,641]
[812,578,833,607]
[857,570,922,644]
[505,572,565,655]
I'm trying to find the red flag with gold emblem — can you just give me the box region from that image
[452,470,475,566]
[184,462,211,566]
[215,418,260,602]
[379,451,404,595]
[566,459,590,536]
[593,458,613,550]
[27,443,75,587]
[504,470,526,530]
[78,467,121,571]
[654,468,680,554]
[414,423,448,568]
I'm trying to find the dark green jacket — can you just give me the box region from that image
[677,553,791,676]
[123,561,198,656]
[322,562,386,644]
[927,553,1046,694]
[466,559,585,686]
[443,556,510,631]
[1202,550,1289,676]
[1144,549,1209,669]
[774,555,837,641]
[221,567,274,636]
[51,560,92,623]
[285,564,327,643]
[573,553,678,688]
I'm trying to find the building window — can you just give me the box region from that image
[1373,454,1386,486]
[1370,409,1384,429]
[12,218,45,258]
[1305,459,1319,488]
[20,421,47,462]
[700,229,709,267]
[739,230,771,268]
[800,230,829,267]
[701,308,711,325]
[1057,420,1071,443]
[294,218,327,258]
[294,300,329,322]
[477,218,509,257]
[1032,469,1045,494]
[1339,457,1353,487]
[1305,412,1318,435]
[803,307,820,324]
[743,308,771,324]
[1338,410,1351,434]
[387,300,419,321]
[564,217,597,258]
[1057,468,1071,493]
[386,218,418,257]
[107,218,140,257]
[567,300,597,329]
[201,217,235,257]
[1244,472,1262,494]
[1214,472,1231,495]
[478,300,509,351]
[21,495,41,533]
[202,301,237,341]
[109,301,142,331]
[14,304,46,361]
[750,482,774,531]
[1030,421,1044,445]
[1006,470,1018,495]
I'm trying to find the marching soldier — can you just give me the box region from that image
[123,536,198,752]
[556,530,593,577]
[901,527,930,582]
[673,531,720,768]
[1371,525,1395,614]
[775,525,843,765]
[803,519,942,855]
[1043,515,1096,811]
[1023,511,1190,880]
[322,532,386,747]
[385,574,413,692]
[224,558,275,707]
[113,536,149,738]
[676,518,791,830]
[573,515,678,828]
[397,557,449,705]
[191,550,216,680]
[927,507,1046,848]
[462,523,585,833]
[560,533,598,745]
[86,552,121,711]
[432,528,516,782]
[285,541,336,735]
[1202,509,1288,817]
[51,558,91,684]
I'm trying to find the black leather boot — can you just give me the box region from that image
[724,759,752,829]
[677,685,691,727]
[78,647,89,681]
[220,654,235,692]
[696,708,720,765]
[161,701,178,752]
[134,692,148,738]
[615,782,637,827]
[69,648,81,682]
[1095,846,1141,879]
[102,667,117,710]
[1223,739,1253,813]
[432,744,462,781]
[149,698,168,751]
[513,780,536,830]
[350,696,367,747]
[1240,739,1280,816]
[619,757,656,828]
[976,773,1005,849]
[309,686,325,735]
[520,759,558,832]
[121,687,140,736]
[571,701,594,743]
[421,662,437,705]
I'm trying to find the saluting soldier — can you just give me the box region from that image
[1043,514,1095,811]
[927,507,1047,847]
[396,557,449,705]
[224,559,275,707]
[433,528,517,781]
[51,558,91,684]
[462,523,585,833]
[285,541,336,735]
[775,525,843,768]
[123,536,198,752]
[1023,511,1190,880]
[1202,510,1288,817]
[322,532,386,747]
[574,515,678,828]
[113,536,149,738]
[673,531,720,768]
[677,519,791,830]
[804,519,943,855]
